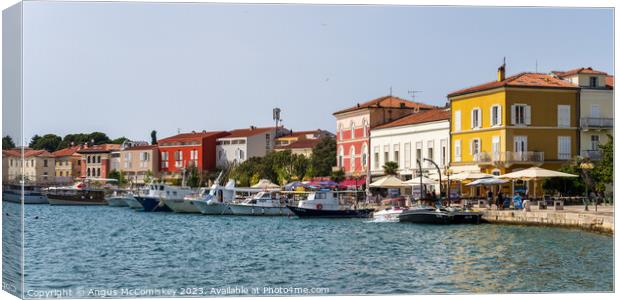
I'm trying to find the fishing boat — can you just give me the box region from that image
[2,183,49,204]
[163,187,207,213]
[47,180,111,206]
[134,183,194,212]
[192,180,237,215]
[287,191,374,218]
[398,207,483,224]
[228,191,292,216]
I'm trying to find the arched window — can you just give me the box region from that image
[87,168,91,176]
[363,119,368,138]
[87,156,91,163]
[350,145,356,171]
[338,146,344,167]
[97,156,101,163]
[362,143,368,169]
[97,168,101,177]
[338,124,343,141]
[350,121,356,139]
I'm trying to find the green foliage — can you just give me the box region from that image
[310,136,336,177]
[143,170,153,184]
[57,132,112,149]
[330,169,345,183]
[2,135,15,150]
[107,169,128,186]
[151,130,158,145]
[111,137,130,144]
[382,161,399,176]
[229,150,311,186]
[542,163,584,196]
[591,135,613,191]
[186,166,201,188]
[29,134,62,152]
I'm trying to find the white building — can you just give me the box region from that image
[216,126,279,168]
[370,109,451,180]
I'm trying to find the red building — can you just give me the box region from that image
[76,144,121,179]
[333,95,435,176]
[158,130,230,176]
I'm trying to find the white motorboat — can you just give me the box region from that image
[287,190,373,218]
[228,191,292,216]
[192,180,236,215]
[124,194,144,209]
[2,183,48,204]
[372,207,408,222]
[105,190,131,207]
[135,183,194,212]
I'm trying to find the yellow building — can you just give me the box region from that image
[448,64,580,176]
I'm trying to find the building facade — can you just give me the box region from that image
[52,146,82,183]
[158,131,229,177]
[3,149,56,183]
[77,144,122,179]
[274,129,334,157]
[119,144,160,184]
[370,109,451,179]
[552,67,614,160]
[448,65,580,175]
[216,127,279,168]
[332,95,436,176]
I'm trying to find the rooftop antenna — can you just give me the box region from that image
[389,86,393,96]
[408,89,423,101]
[535,59,538,73]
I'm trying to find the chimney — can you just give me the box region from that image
[497,57,506,82]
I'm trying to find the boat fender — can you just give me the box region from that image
[316,203,323,210]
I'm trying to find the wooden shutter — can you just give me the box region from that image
[470,110,475,129]
[525,105,532,125]
[510,105,516,125]
[454,111,461,131]
[497,105,502,125]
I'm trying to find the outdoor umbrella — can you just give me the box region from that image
[404,176,437,185]
[465,177,508,186]
[251,179,280,189]
[498,166,578,198]
[369,175,407,188]
[450,171,494,181]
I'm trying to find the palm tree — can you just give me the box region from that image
[383,161,399,176]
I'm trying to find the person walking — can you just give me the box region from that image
[513,192,523,210]
[487,189,494,209]
[496,191,504,210]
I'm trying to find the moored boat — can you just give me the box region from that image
[135,183,194,212]
[228,191,292,216]
[105,190,131,207]
[192,180,236,215]
[398,207,483,224]
[2,183,49,204]
[124,195,144,209]
[287,190,373,218]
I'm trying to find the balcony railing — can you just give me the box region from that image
[580,117,613,129]
[581,150,602,160]
[474,151,545,165]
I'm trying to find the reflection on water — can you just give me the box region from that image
[8,202,613,296]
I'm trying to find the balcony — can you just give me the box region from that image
[581,150,602,160]
[474,151,545,167]
[580,117,613,129]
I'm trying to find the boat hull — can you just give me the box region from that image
[105,197,130,207]
[193,201,233,215]
[135,196,172,212]
[163,199,202,213]
[287,206,374,218]
[47,191,107,205]
[2,191,49,204]
[124,197,144,209]
[372,209,405,222]
[398,210,482,224]
[229,204,292,216]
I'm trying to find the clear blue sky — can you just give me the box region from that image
[18,2,613,143]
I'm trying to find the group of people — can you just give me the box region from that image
[487,189,524,210]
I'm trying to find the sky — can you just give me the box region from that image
[6,1,614,145]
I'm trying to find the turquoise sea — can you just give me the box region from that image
[2,202,614,297]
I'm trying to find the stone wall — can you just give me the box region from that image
[481,209,613,234]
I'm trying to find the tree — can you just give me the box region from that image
[186,166,201,188]
[107,170,127,186]
[111,137,129,144]
[29,134,62,152]
[143,170,153,184]
[88,132,112,145]
[331,169,345,183]
[310,136,336,177]
[151,130,158,145]
[383,161,399,176]
[543,163,584,196]
[2,135,15,150]
[591,135,613,191]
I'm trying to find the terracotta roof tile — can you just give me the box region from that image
[275,139,321,150]
[220,127,276,139]
[76,144,121,153]
[448,72,578,97]
[333,95,436,115]
[552,67,608,77]
[158,131,229,143]
[277,129,331,139]
[124,145,159,151]
[606,76,614,88]
[52,146,81,157]
[374,109,450,130]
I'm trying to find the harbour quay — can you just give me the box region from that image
[479,205,614,234]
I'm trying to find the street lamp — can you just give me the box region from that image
[579,161,595,211]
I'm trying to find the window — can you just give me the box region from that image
[557,105,570,128]
[161,151,169,168]
[454,140,461,162]
[97,156,101,163]
[43,160,48,167]
[338,124,343,140]
[558,136,571,160]
[471,108,482,129]
[589,76,598,87]
[87,156,91,163]
[350,146,356,171]
[373,146,380,169]
[470,139,481,156]
[362,144,368,169]
[266,134,271,149]
[393,144,400,166]
[350,121,355,139]
[492,136,501,160]
[383,145,389,165]
[87,168,91,176]
[490,105,502,126]
[440,139,447,166]
[96,168,101,177]
[363,119,368,138]
[454,110,462,132]
[239,149,245,160]
[338,146,344,168]
[511,104,530,125]
[591,135,600,150]
[404,143,411,169]
[415,142,422,165]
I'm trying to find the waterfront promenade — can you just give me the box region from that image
[479,205,614,234]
